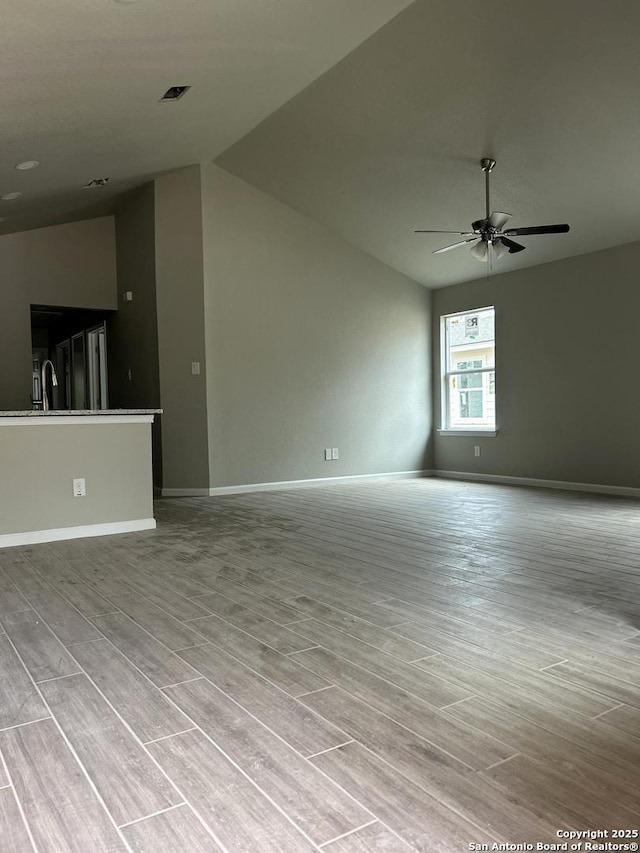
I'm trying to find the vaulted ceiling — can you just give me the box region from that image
[4,0,640,288]
[0,0,412,235]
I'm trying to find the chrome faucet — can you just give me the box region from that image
[41,359,59,411]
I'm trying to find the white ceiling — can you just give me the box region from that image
[5,0,640,290]
[218,0,640,287]
[0,0,412,235]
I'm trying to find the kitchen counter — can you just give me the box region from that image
[0,410,161,547]
[0,409,162,417]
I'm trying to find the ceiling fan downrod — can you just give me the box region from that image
[480,158,496,222]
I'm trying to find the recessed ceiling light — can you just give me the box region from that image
[1,192,22,201]
[160,85,191,102]
[15,160,39,171]
[83,178,110,188]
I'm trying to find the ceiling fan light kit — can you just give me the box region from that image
[469,240,488,262]
[416,158,570,262]
[492,239,509,260]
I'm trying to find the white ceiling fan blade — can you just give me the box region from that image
[433,237,479,255]
[488,211,511,229]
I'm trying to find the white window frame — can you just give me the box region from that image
[439,306,497,436]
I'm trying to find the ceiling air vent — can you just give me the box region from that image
[84,178,110,188]
[160,85,191,102]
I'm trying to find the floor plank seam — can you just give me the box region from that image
[0,715,53,734]
[590,702,625,720]
[296,685,336,698]
[159,675,205,689]
[172,641,210,652]
[117,801,187,829]
[439,696,477,710]
[317,818,379,848]
[64,636,109,648]
[482,752,522,772]
[34,670,83,685]
[284,645,321,655]
[305,741,355,760]
[143,727,199,745]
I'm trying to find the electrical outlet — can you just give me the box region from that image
[474,446,481,457]
[73,478,86,497]
[324,448,332,461]
[332,447,339,460]
[127,368,132,382]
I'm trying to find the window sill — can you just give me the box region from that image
[437,429,498,437]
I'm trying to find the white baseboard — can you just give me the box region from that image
[205,470,434,496]
[0,518,156,549]
[161,488,210,497]
[434,470,640,499]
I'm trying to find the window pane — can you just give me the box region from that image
[459,372,483,389]
[455,359,484,371]
[449,377,494,425]
[460,390,483,418]
[446,308,494,360]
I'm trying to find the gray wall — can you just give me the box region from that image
[0,216,117,409]
[432,241,640,488]
[154,166,210,491]
[0,421,154,535]
[109,185,163,485]
[201,164,432,488]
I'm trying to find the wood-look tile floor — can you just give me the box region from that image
[1,478,640,851]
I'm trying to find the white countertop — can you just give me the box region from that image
[0,409,162,426]
[0,409,162,417]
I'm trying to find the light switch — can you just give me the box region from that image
[191,362,200,375]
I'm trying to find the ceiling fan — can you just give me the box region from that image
[415,158,570,262]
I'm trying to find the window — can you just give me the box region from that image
[441,307,496,431]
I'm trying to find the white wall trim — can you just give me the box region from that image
[206,470,434,496]
[434,470,640,498]
[161,488,211,497]
[437,429,498,437]
[0,415,155,426]
[160,470,434,497]
[0,518,156,549]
